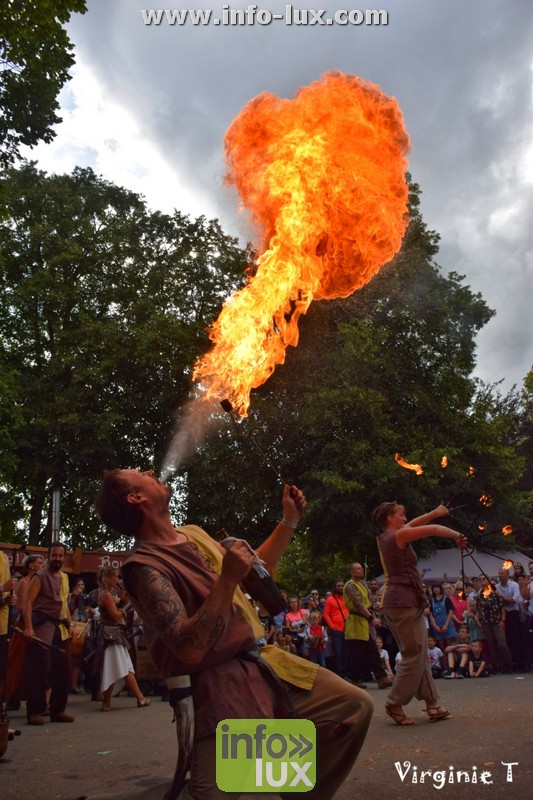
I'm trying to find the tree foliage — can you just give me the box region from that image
[0,163,248,547]
[0,0,87,167]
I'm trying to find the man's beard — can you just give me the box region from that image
[49,561,62,572]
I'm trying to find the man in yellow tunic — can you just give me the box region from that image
[23,542,74,725]
[344,562,392,690]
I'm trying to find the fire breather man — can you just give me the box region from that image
[94,469,373,800]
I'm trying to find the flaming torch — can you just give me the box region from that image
[193,72,410,417]
[394,453,424,476]
[502,525,513,536]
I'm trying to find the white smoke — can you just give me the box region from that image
[159,395,222,482]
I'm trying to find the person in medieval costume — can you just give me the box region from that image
[93,469,373,800]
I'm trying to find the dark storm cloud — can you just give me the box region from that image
[65,0,532,388]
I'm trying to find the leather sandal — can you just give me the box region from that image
[385,705,415,726]
[425,705,450,722]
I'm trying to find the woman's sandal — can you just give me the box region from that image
[101,704,111,712]
[385,705,415,726]
[425,706,450,722]
[137,697,151,708]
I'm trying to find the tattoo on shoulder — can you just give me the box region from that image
[126,565,186,632]
[124,564,225,655]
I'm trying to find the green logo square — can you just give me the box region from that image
[216,718,316,792]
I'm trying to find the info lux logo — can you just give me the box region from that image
[216,719,316,792]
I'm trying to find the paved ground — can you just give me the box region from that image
[1,673,532,800]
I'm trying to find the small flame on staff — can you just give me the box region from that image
[467,466,475,476]
[395,453,424,476]
[441,456,449,469]
[478,524,486,531]
[502,560,514,571]
[479,494,493,507]
[502,525,513,536]
[482,584,494,597]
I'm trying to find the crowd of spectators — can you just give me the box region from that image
[255,560,533,683]
[2,553,532,725]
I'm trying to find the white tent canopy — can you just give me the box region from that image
[376,548,532,584]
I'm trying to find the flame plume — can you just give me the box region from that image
[502,525,513,536]
[193,72,410,416]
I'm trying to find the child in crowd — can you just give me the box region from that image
[444,625,471,678]
[275,630,296,654]
[427,635,445,678]
[463,598,485,643]
[375,635,394,680]
[468,640,489,678]
[305,611,328,667]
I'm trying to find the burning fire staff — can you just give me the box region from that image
[373,501,467,726]
[94,469,373,800]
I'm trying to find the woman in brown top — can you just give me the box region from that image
[373,501,467,726]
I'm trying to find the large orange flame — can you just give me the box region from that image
[502,560,514,571]
[394,453,424,476]
[193,72,410,416]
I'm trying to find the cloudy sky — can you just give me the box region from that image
[25,0,532,391]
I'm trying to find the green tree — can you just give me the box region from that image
[0,0,87,168]
[0,162,248,547]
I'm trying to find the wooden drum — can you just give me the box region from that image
[70,620,89,661]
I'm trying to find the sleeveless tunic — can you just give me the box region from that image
[377,530,424,608]
[122,525,317,740]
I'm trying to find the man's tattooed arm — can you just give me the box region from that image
[124,564,226,667]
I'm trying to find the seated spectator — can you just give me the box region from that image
[468,640,489,678]
[376,635,394,680]
[427,635,444,679]
[444,625,471,678]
